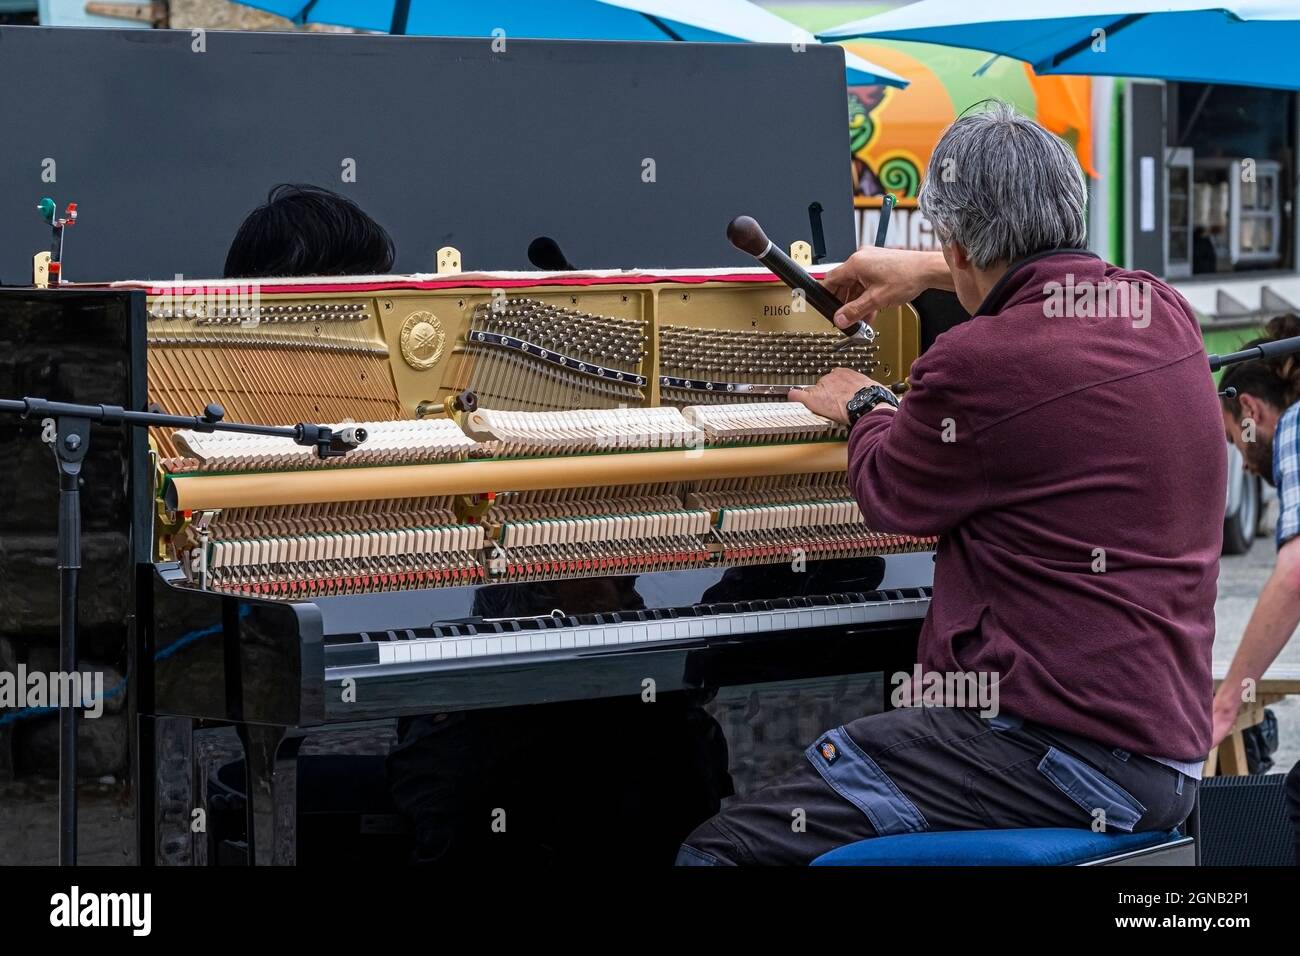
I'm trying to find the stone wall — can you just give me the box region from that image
[168,0,357,32]
[168,0,296,32]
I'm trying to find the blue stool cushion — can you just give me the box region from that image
[811,828,1180,866]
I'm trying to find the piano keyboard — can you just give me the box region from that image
[325,588,932,669]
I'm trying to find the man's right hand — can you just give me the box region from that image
[823,248,951,330]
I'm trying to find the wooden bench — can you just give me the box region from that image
[1209,663,1300,775]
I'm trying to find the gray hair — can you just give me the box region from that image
[917,101,1086,269]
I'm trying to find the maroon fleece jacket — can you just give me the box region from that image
[848,250,1223,760]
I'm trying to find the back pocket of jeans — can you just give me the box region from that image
[1037,747,1146,833]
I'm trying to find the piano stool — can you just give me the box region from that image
[810,827,1194,866]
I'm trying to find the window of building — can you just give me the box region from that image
[1168,83,1296,276]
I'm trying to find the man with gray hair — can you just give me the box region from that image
[678,102,1222,866]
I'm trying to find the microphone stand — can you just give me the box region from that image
[0,397,365,866]
[1208,334,1300,373]
[1208,334,1300,400]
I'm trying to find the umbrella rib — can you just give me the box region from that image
[641,14,684,41]
[391,0,412,35]
[1046,13,1145,70]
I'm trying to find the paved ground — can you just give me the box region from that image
[1215,536,1299,774]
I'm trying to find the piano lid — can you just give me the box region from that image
[0,27,858,284]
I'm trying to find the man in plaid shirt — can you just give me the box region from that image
[1216,314,1300,864]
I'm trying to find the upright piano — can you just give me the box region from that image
[0,266,945,863]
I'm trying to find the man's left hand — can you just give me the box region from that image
[789,368,883,426]
[1210,688,1243,750]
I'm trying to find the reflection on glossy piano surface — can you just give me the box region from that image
[0,266,939,863]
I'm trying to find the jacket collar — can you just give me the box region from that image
[974,248,1101,317]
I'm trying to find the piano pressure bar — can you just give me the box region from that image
[165,440,849,511]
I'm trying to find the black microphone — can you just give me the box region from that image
[726,216,874,348]
[293,422,367,459]
[527,236,577,271]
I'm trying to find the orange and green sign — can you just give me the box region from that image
[843,39,1096,210]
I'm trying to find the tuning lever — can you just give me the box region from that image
[727,216,875,347]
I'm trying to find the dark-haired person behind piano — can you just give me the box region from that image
[224,183,734,865]
[678,102,1223,865]
[222,183,397,277]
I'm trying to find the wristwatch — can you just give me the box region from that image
[845,384,900,426]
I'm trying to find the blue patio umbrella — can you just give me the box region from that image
[818,1,1300,90]
[239,0,909,87]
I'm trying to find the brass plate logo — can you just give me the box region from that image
[400,311,446,370]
